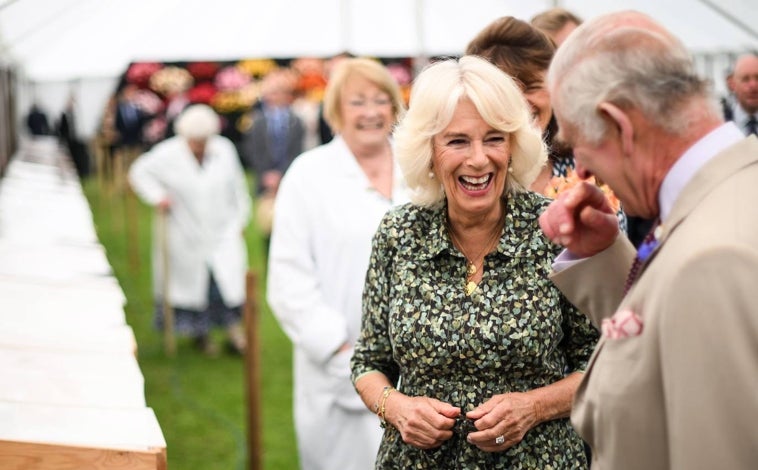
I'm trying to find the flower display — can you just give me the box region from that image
[290,57,327,97]
[297,73,327,95]
[126,62,163,87]
[186,82,218,105]
[111,55,418,149]
[237,58,278,78]
[149,66,194,97]
[142,116,168,144]
[186,61,220,81]
[237,81,261,105]
[544,167,621,213]
[290,57,324,76]
[214,65,252,91]
[133,89,165,115]
[386,61,412,85]
[212,90,254,113]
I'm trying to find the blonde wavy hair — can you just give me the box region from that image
[322,57,406,133]
[394,55,547,207]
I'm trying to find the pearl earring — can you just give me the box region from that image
[428,171,435,179]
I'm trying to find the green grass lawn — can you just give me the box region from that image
[82,175,299,470]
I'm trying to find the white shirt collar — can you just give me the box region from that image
[731,105,757,135]
[659,121,744,222]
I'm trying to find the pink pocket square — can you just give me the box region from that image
[602,308,644,339]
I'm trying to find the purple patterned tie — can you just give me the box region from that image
[623,220,660,295]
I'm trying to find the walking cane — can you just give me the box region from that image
[158,208,176,357]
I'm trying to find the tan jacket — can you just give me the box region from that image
[552,137,758,470]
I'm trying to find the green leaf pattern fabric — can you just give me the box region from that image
[352,192,598,469]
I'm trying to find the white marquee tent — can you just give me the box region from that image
[1,0,757,138]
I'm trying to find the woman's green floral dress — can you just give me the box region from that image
[352,192,599,469]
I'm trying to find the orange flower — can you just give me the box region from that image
[544,168,621,213]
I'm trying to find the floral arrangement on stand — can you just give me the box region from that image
[386,60,413,105]
[544,167,621,213]
[126,62,163,88]
[211,65,256,114]
[290,58,328,101]
[149,66,193,97]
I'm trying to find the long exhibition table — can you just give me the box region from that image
[0,137,166,469]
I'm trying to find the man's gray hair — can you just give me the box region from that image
[548,10,719,145]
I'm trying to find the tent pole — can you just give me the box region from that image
[697,0,758,41]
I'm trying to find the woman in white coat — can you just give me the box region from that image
[128,104,251,356]
[266,58,408,470]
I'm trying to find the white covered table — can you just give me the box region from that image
[0,140,167,469]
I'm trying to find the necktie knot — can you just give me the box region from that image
[746,116,757,136]
[624,220,662,295]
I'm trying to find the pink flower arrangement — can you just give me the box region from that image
[386,62,412,85]
[142,116,167,144]
[214,66,252,91]
[133,89,165,115]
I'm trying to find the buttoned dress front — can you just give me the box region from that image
[266,136,410,470]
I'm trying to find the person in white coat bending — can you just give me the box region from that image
[266,58,408,470]
[129,104,252,356]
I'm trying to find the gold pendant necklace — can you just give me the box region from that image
[448,207,505,296]
[464,263,477,295]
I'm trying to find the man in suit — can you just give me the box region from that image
[113,84,146,190]
[242,69,305,240]
[242,69,305,197]
[115,84,146,151]
[538,10,758,470]
[725,53,758,136]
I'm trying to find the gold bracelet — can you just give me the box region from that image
[377,386,395,428]
[373,385,391,414]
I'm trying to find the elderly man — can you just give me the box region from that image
[539,10,758,470]
[727,53,758,136]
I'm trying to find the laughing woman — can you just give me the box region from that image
[266,58,409,470]
[351,56,598,469]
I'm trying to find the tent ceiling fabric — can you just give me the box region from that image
[1,0,757,83]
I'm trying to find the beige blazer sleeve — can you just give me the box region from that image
[550,234,636,328]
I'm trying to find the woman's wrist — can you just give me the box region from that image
[376,385,396,428]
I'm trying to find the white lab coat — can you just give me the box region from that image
[128,135,251,310]
[267,136,409,470]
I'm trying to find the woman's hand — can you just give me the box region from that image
[465,392,539,452]
[388,394,461,450]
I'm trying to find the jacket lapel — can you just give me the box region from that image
[643,138,758,272]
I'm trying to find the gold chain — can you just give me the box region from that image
[447,206,505,295]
